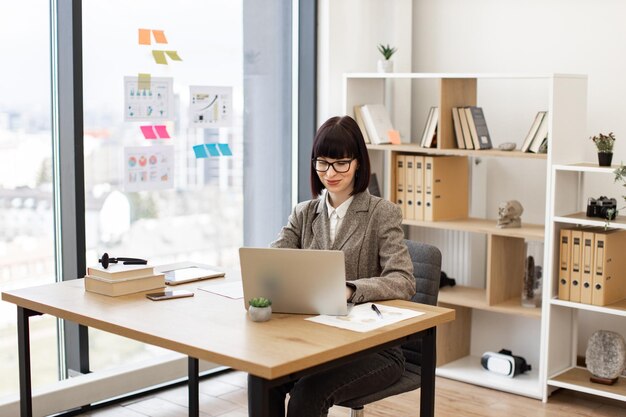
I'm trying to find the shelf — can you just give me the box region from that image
[548,367,626,402]
[436,355,542,399]
[553,162,622,174]
[550,297,626,317]
[438,286,541,319]
[345,72,586,80]
[553,212,626,230]
[366,143,547,159]
[402,217,545,241]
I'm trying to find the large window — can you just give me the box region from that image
[0,1,58,398]
[0,0,302,408]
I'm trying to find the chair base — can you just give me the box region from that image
[350,406,364,417]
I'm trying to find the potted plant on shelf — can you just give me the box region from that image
[248,297,272,322]
[377,44,397,73]
[590,132,616,166]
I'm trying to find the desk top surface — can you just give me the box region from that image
[2,278,454,379]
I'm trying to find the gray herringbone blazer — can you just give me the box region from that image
[270,190,415,303]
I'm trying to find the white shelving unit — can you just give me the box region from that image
[344,72,589,401]
[545,162,626,402]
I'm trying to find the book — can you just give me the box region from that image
[528,112,549,153]
[458,107,474,150]
[469,107,493,149]
[464,107,481,150]
[421,107,439,148]
[521,111,546,152]
[451,107,465,149]
[419,107,434,147]
[353,105,371,144]
[360,104,393,144]
[86,263,154,280]
[84,273,165,297]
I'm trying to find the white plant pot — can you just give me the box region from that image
[248,305,272,322]
[377,59,394,73]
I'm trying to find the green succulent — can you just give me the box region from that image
[590,132,616,153]
[249,297,272,308]
[377,44,397,60]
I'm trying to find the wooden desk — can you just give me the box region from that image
[2,278,454,417]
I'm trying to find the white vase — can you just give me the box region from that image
[248,306,272,322]
[377,59,394,73]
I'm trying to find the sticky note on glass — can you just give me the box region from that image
[165,50,182,61]
[193,144,208,158]
[152,30,168,44]
[138,73,151,90]
[138,28,151,45]
[152,50,168,65]
[205,143,220,156]
[388,129,401,145]
[218,143,232,156]
[140,126,157,139]
[154,125,170,139]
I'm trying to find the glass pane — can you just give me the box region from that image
[0,1,57,398]
[82,0,244,370]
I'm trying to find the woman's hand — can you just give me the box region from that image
[345,285,354,301]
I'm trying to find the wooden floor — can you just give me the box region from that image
[77,370,626,417]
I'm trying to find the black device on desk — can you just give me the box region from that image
[146,290,194,301]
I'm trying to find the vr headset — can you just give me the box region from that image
[481,349,531,378]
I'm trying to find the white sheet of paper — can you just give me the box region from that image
[306,303,424,332]
[198,281,244,299]
[123,145,174,191]
[124,76,174,122]
[189,85,233,127]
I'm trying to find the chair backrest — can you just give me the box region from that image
[401,240,442,365]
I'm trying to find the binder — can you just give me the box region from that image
[557,228,572,301]
[414,156,425,221]
[404,156,415,220]
[451,107,465,149]
[580,230,595,304]
[569,229,583,303]
[424,156,469,221]
[592,229,626,306]
[394,154,406,218]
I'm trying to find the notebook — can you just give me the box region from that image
[239,247,349,315]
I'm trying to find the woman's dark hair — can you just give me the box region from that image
[310,116,371,197]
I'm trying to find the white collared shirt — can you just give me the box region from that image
[325,191,354,244]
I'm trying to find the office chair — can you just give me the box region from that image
[338,240,441,417]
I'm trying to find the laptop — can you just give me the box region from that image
[239,247,349,315]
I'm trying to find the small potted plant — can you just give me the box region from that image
[590,132,616,166]
[377,44,397,73]
[248,297,272,322]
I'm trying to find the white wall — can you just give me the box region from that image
[319,0,626,361]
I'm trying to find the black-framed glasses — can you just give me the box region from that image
[312,158,355,173]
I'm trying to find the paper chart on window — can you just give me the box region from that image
[124,76,174,122]
[124,145,174,192]
[189,86,233,127]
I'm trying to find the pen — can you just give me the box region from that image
[371,303,383,319]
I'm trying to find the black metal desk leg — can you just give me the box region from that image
[247,374,285,417]
[421,327,437,417]
[188,357,199,417]
[18,307,40,417]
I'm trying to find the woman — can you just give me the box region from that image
[271,115,415,417]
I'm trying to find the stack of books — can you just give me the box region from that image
[354,104,398,145]
[451,106,493,150]
[84,263,165,297]
[520,111,548,153]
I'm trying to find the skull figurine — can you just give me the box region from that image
[497,200,523,228]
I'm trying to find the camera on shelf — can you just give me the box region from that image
[586,196,618,220]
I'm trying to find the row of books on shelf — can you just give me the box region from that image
[84,263,164,296]
[353,103,549,153]
[558,227,626,306]
[394,154,468,221]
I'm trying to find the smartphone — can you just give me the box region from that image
[146,290,195,301]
